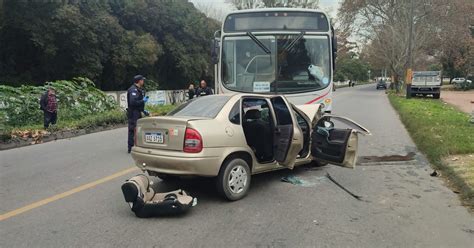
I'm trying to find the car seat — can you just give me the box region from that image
[243,109,273,161]
[121,174,197,218]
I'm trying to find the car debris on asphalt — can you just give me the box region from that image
[325,173,364,201]
[430,170,439,177]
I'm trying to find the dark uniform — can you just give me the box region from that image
[127,84,146,152]
[195,86,213,97]
[188,88,195,100]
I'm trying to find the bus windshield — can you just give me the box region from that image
[221,35,331,94]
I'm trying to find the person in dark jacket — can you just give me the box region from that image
[39,88,58,129]
[195,80,213,97]
[127,75,149,153]
[187,83,195,100]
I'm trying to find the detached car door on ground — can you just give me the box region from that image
[131,94,369,201]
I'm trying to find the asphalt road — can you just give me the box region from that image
[1,84,473,247]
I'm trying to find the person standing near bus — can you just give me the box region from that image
[188,83,195,100]
[195,80,213,97]
[127,75,149,153]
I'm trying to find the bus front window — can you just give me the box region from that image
[222,36,276,92]
[221,35,331,93]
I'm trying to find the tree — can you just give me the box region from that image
[335,52,369,82]
[109,0,220,89]
[228,0,318,9]
[339,0,441,91]
[339,0,474,86]
[192,2,227,22]
[229,0,263,10]
[0,0,219,90]
[433,0,473,80]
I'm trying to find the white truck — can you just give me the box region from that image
[410,71,442,99]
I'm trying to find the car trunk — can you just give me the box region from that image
[136,116,205,151]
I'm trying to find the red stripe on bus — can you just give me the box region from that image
[305,90,330,104]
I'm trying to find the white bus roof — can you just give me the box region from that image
[226,8,329,16]
[221,8,332,33]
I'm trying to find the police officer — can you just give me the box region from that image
[195,80,213,97]
[127,75,150,153]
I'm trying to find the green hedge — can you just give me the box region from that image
[0,77,118,127]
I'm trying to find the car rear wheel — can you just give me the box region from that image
[216,158,251,201]
[433,93,440,99]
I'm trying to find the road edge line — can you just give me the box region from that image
[0,167,138,221]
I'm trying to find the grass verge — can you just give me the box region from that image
[388,94,474,208]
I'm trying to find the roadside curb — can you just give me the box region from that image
[0,124,126,151]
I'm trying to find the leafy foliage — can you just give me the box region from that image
[230,0,319,9]
[0,0,219,90]
[335,53,369,82]
[0,77,119,127]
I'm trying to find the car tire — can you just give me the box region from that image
[433,93,440,99]
[216,158,251,201]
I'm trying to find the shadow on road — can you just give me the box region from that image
[147,164,326,204]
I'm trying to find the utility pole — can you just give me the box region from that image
[406,0,414,98]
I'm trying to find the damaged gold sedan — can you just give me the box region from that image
[131,94,370,201]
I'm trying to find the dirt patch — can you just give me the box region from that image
[440,91,474,114]
[358,152,416,164]
[443,154,474,190]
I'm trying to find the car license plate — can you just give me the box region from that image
[145,132,164,144]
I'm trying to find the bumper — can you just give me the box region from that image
[131,147,223,176]
[410,87,440,94]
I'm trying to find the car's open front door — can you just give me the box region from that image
[311,115,370,168]
[270,96,303,169]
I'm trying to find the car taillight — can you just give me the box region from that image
[134,127,137,146]
[183,128,203,153]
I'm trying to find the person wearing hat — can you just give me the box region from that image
[127,75,150,153]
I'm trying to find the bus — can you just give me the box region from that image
[211,8,337,112]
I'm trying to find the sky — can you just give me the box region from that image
[190,0,342,19]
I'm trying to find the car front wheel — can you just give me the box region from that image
[216,158,251,201]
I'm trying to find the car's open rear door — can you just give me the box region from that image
[271,97,303,169]
[311,115,370,168]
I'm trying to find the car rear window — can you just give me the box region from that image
[167,95,232,118]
